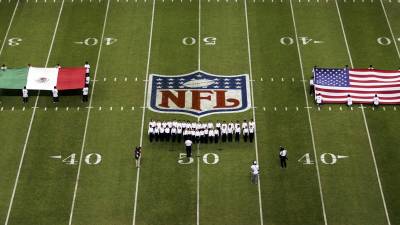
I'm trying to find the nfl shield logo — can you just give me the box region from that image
[147,71,251,117]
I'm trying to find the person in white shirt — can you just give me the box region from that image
[208,129,214,143]
[1,64,7,71]
[249,119,255,129]
[148,125,154,142]
[167,121,173,129]
[242,120,248,129]
[191,129,196,142]
[177,126,182,142]
[200,129,205,143]
[165,126,171,142]
[195,130,200,143]
[149,119,156,128]
[316,93,322,106]
[159,126,165,142]
[221,126,227,142]
[373,94,379,107]
[84,61,90,75]
[154,127,160,141]
[279,146,288,168]
[368,65,374,70]
[235,125,241,142]
[214,128,219,143]
[249,125,254,143]
[216,120,221,133]
[204,129,209,143]
[310,75,315,95]
[82,85,89,102]
[207,121,213,130]
[84,62,90,85]
[171,126,177,142]
[52,86,59,103]
[22,86,28,103]
[185,139,193,158]
[156,121,162,129]
[347,94,352,107]
[227,125,234,142]
[243,126,249,142]
[250,161,259,184]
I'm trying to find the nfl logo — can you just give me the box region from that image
[148,71,251,117]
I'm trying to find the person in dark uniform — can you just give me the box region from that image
[185,139,193,158]
[134,146,142,168]
[279,146,288,168]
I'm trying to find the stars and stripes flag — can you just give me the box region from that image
[313,68,400,104]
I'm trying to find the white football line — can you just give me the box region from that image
[196,0,201,224]
[67,0,110,224]
[379,0,400,60]
[243,1,264,225]
[4,1,65,224]
[132,0,156,224]
[288,1,328,225]
[335,1,391,224]
[0,0,18,56]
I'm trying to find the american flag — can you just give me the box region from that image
[314,68,400,104]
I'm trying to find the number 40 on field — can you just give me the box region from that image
[298,153,349,165]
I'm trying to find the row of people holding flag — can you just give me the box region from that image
[1,62,91,103]
[147,120,256,143]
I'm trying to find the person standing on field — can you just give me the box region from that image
[134,146,142,168]
[279,146,288,168]
[82,84,89,102]
[52,86,59,103]
[22,86,28,103]
[185,139,193,158]
[250,161,259,184]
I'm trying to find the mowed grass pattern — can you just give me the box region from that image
[0,0,399,225]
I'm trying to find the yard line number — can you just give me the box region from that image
[74,37,117,46]
[182,36,217,46]
[280,36,324,45]
[298,153,348,165]
[178,153,219,165]
[7,37,22,46]
[377,36,400,46]
[52,153,102,165]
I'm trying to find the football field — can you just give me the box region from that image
[0,0,400,224]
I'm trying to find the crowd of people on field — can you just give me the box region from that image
[148,119,256,143]
[1,62,91,103]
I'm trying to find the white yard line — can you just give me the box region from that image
[67,0,110,224]
[0,0,19,56]
[379,0,400,60]
[132,0,156,224]
[196,0,201,224]
[243,1,264,225]
[4,1,65,224]
[334,1,391,224]
[288,1,328,224]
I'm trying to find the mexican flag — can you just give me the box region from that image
[0,67,86,90]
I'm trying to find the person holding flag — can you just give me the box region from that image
[22,86,28,103]
[52,86,59,103]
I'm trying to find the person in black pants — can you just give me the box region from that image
[279,146,288,168]
[185,139,193,158]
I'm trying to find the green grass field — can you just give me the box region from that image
[0,0,400,224]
